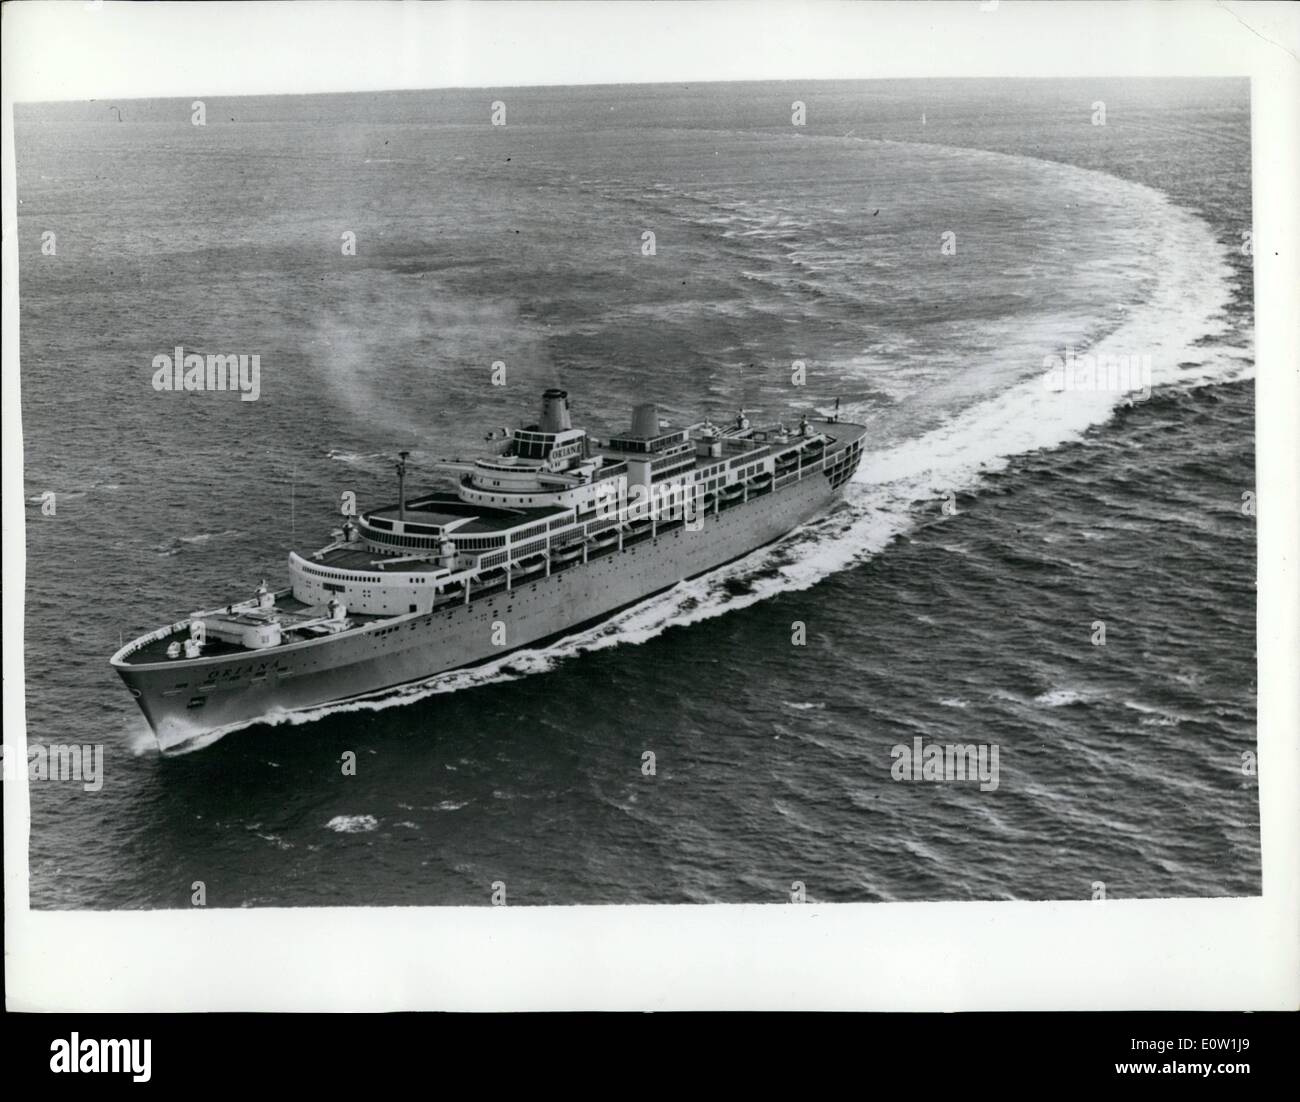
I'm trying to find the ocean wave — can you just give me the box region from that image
[1034,689,1088,708]
[326,448,400,474]
[153,529,243,556]
[1123,700,1186,727]
[26,478,124,503]
[324,814,378,833]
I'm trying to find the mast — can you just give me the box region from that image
[396,450,410,521]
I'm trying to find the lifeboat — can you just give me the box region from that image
[749,471,773,488]
[552,542,583,563]
[514,554,547,574]
[720,482,744,501]
[626,515,652,534]
[589,527,619,547]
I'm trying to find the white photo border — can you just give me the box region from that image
[3,0,1297,1012]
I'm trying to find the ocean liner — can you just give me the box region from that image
[112,390,866,751]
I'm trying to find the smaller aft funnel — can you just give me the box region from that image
[630,403,660,438]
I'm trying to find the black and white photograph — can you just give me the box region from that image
[3,0,1297,1018]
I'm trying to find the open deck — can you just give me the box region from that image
[367,492,569,534]
[116,593,388,666]
[309,547,445,573]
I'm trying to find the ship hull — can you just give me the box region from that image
[116,463,856,751]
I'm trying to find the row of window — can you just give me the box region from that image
[650,447,694,471]
[298,562,382,584]
[652,458,697,480]
[361,524,509,554]
[364,511,581,555]
[453,535,508,551]
[473,491,551,506]
[512,439,553,460]
[511,537,549,559]
[511,522,550,543]
[362,527,443,551]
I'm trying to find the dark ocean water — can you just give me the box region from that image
[16,79,1256,907]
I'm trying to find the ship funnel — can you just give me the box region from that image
[540,389,571,433]
[631,402,660,438]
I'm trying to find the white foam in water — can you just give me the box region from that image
[326,449,403,474]
[161,156,1245,748]
[127,718,160,756]
[324,814,378,833]
[1123,699,1187,727]
[1034,689,1088,708]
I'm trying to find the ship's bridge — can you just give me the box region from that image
[462,388,596,498]
[507,426,587,465]
[470,427,588,486]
